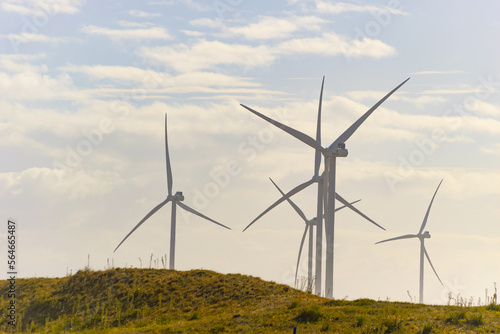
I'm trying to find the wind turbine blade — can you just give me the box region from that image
[334,199,361,212]
[114,198,171,252]
[424,245,443,285]
[318,199,361,220]
[314,77,324,177]
[242,178,315,232]
[177,202,231,230]
[240,104,326,154]
[295,224,309,287]
[375,234,419,244]
[418,179,443,234]
[164,113,173,196]
[329,78,410,149]
[269,177,308,222]
[335,193,385,230]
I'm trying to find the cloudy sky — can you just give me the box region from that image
[1,0,499,304]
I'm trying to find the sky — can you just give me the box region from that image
[1,0,499,305]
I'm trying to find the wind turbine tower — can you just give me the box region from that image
[376,179,444,303]
[114,113,231,269]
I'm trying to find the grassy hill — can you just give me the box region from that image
[0,268,499,333]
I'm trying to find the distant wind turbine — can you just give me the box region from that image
[376,179,444,304]
[114,113,231,269]
[241,76,408,297]
[269,177,360,288]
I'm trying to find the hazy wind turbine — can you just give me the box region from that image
[114,113,231,269]
[241,76,409,297]
[376,179,444,304]
[269,177,360,288]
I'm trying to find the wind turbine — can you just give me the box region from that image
[241,76,409,297]
[269,177,360,288]
[114,113,231,269]
[376,179,444,304]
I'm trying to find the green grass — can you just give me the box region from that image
[0,268,499,333]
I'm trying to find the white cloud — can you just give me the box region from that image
[471,100,500,117]
[128,9,162,18]
[480,143,500,156]
[61,65,261,91]
[138,40,276,72]
[181,30,205,37]
[171,72,261,89]
[62,65,171,84]
[189,18,224,29]
[277,33,397,59]
[347,91,448,109]
[80,25,172,41]
[0,168,123,199]
[0,52,89,103]
[179,0,211,11]
[421,89,478,95]
[0,33,66,45]
[115,20,152,28]
[0,54,47,73]
[374,106,500,138]
[139,33,396,73]
[148,1,174,5]
[343,37,398,59]
[412,70,468,76]
[0,2,33,15]
[0,70,82,101]
[0,100,117,147]
[342,158,500,199]
[315,1,409,16]
[0,0,84,15]
[223,16,326,40]
[0,56,89,103]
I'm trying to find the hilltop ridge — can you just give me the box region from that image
[0,268,499,333]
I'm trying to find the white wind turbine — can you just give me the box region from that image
[114,113,231,269]
[241,76,409,298]
[376,179,444,304]
[269,177,360,288]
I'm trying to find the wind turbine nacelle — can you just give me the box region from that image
[174,191,185,201]
[423,231,431,239]
[327,143,348,157]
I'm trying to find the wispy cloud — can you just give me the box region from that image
[61,65,171,84]
[80,25,172,41]
[412,70,468,75]
[0,54,47,73]
[221,16,326,40]
[179,0,211,11]
[115,20,152,28]
[346,91,448,109]
[315,1,409,15]
[128,9,162,18]
[277,33,397,58]
[0,33,66,45]
[470,100,500,117]
[481,143,500,156]
[181,30,206,37]
[0,0,84,15]
[139,33,396,72]
[0,168,123,199]
[190,18,224,29]
[138,40,276,72]
[148,1,174,5]
[60,65,264,99]
[0,55,85,101]
[0,70,83,101]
